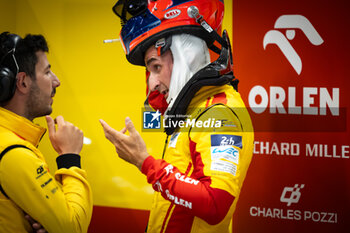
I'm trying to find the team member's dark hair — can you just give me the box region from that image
[0,32,49,80]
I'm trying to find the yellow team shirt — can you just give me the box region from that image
[0,107,92,233]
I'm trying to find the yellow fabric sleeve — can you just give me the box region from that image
[0,147,92,233]
[189,104,253,197]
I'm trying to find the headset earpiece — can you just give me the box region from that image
[0,33,22,103]
[0,67,16,102]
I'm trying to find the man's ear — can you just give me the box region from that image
[16,72,32,94]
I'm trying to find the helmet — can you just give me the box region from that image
[113,0,225,66]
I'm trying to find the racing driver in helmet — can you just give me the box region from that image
[100,0,254,232]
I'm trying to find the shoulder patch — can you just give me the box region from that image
[211,145,239,164]
[211,134,242,149]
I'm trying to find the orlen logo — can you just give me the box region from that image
[263,15,324,75]
[164,9,181,19]
[280,184,305,206]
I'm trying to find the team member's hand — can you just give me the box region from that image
[24,214,47,233]
[99,117,149,170]
[46,115,84,155]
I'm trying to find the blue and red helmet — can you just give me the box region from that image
[113,0,225,66]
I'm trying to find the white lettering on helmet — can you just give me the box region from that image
[164,9,181,19]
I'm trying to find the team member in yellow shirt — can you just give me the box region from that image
[0,32,92,233]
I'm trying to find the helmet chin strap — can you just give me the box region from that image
[187,5,228,54]
[155,37,172,56]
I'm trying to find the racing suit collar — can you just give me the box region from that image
[0,107,46,147]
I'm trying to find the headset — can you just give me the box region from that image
[0,33,22,103]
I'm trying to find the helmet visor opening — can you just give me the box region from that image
[113,0,148,25]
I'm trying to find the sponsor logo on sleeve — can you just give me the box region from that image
[211,145,239,164]
[211,160,237,176]
[165,189,192,209]
[211,134,242,148]
[164,164,174,176]
[154,180,163,192]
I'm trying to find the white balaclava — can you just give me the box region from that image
[166,34,211,111]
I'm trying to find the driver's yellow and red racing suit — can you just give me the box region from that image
[0,107,93,233]
[142,84,254,233]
